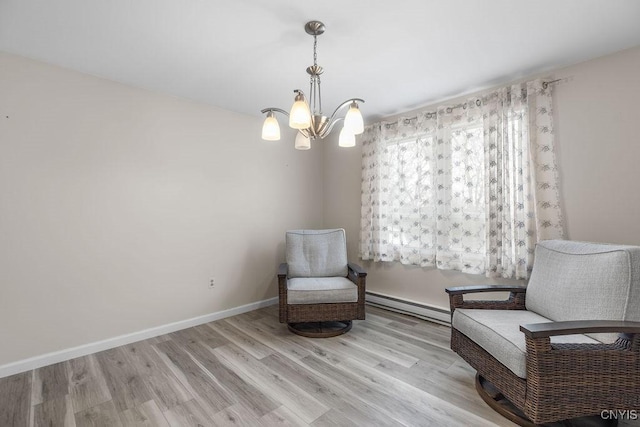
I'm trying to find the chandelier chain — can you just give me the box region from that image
[310,34,322,114]
[313,35,317,66]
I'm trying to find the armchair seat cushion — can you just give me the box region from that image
[287,277,357,305]
[453,308,599,378]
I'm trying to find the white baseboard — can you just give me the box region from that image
[0,297,278,379]
[366,292,451,325]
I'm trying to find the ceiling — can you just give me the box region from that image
[1,0,640,122]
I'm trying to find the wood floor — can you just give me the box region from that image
[0,305,636,427]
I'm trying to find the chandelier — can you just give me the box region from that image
[261,20,364,150]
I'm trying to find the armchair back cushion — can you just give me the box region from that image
[286,229,349,278]
[526,240,640,342]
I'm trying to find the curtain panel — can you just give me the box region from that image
[360,79,564,279]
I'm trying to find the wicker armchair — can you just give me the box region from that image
[446,240,640,425]
[278,229,366,337]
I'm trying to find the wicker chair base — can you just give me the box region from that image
[287,320,352,338]
[475,374,537,427]
[476,374,619,427]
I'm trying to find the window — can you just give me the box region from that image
[360,80,564,279]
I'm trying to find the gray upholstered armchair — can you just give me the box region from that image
[446,240,640,425]
[278,229,366,337]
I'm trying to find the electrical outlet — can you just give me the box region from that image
[209,278,215,289]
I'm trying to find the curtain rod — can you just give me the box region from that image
[394,79,565,123]
[542,79,562,89]
[400,100,474,122]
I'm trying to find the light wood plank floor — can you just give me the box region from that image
[1,305,637,427]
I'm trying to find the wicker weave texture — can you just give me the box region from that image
[286,303,360,323]
[451,328,527,409]
[449,292,526,315]
[524,336,640,423]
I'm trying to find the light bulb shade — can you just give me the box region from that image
[338,127,356,147]
[261,112,281,141]
[344,102,364,135]
[289,92,312,129]
[295,132,311,150]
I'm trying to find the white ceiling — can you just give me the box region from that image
[1,0,639,122]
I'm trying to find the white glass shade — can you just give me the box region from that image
[289,97,312,130]
[295,132,311,150]
[261,113,280,141]
[344,102,364,135]
[338,127,356,147]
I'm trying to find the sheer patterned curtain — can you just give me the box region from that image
[435,100,486,274]
[360,112,438,266]
[360,79,564,279]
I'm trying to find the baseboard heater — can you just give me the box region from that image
[365,291,451,326]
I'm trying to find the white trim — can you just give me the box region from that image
[366,292,451,325]
[0,297,278,379]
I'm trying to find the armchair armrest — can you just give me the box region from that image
[278,263,288,278]
[520,320,640,339]
[347,262,366,319]
[446,284,527,315]
[445,284,527,295]
[348,262,367,277]
[277,263,288,323]
[521,320,640,362]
